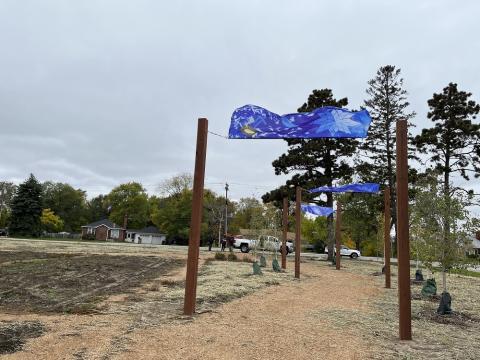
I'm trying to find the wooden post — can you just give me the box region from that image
[384,187,391,289]
[295,187,301,279]
[335,201,341,270]
[183,118,208,316]
[396,120,412,340]
[282,197,288,269]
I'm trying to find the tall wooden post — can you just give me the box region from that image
[282,197,288,269]
[396,120,412,340]
[183,118,208,316]
[295,187,301,279]
[384,187,391,289]
[335,201,341,270]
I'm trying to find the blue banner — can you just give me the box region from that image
[228,105,371,139]
[301,204,334,217]
[309,183,380,194]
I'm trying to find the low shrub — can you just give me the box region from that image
[214,252,227,261]
[227,253,238,262]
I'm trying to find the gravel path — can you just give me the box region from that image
[120,261,380,360]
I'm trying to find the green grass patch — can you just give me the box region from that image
[449,268,480,278]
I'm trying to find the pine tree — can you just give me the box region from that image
[263,89,358,260]
[415,82,480,197]
[9,174,43,236]
[414,83,479,311]
[357,65,416,248]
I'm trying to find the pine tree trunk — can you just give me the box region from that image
[326,192,334,261]
[443,150,450,294]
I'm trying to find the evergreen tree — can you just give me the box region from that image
[357,65,416,245]
[263,89,358,260]
[415,83,480,269]
[9,174,43,236]
[415,82,480,198]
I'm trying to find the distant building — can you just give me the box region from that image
[468,232,480,256]
[126,226,166,245]
[81,219,126,241]
[81,219,166,245]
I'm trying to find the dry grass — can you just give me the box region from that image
[317,260,480,359]
[163,257,293,311]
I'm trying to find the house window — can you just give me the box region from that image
[110,229,120,239]
[87,227,94,235]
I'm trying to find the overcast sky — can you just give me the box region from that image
[1,0,479,207]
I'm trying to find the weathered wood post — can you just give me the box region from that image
[335,201,341,270]
[384,186,391,289]
[295,187,301,279]
[183,118,208,316]
[282,197,288,269]
[396,120,412,340]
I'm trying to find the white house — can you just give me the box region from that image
[468,234,480,256]
[126,226,166,245]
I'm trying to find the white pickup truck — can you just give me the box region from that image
[325,245,361,259]
[233,235,294,254]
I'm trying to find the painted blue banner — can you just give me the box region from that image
[301,204,334,217]
[228,104,371,139]
[309,183,380,194]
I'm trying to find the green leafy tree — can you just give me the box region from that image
[150,188,222,244]
[357,65,416,247]
[0,209,10,228]
[230,197,264,230]
[42,182,88,232]
[338,193,382,255]
[9,174,43,236]
[41,208,64,233]
[158,173,193,197]
[0,181,17,212]
[263,89,358,260]
[85,194,109,223]
[410,177,470,296]
[107,182,149,229]
[301,215,328,253]
[0,182,16,228]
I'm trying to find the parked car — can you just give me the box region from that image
[325,245,361,259]
[233,235,294,254]
[0,228,8,236]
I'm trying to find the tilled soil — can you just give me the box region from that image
[0,251,184,314]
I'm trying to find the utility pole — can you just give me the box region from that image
[225,183,229,235]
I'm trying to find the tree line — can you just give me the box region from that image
[0,173,272,245]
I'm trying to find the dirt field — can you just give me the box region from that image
[1,238,479,359]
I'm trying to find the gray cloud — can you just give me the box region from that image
[1,0,479,203]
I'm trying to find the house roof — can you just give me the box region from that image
[82,219,123,229]
[127,225,164,235]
